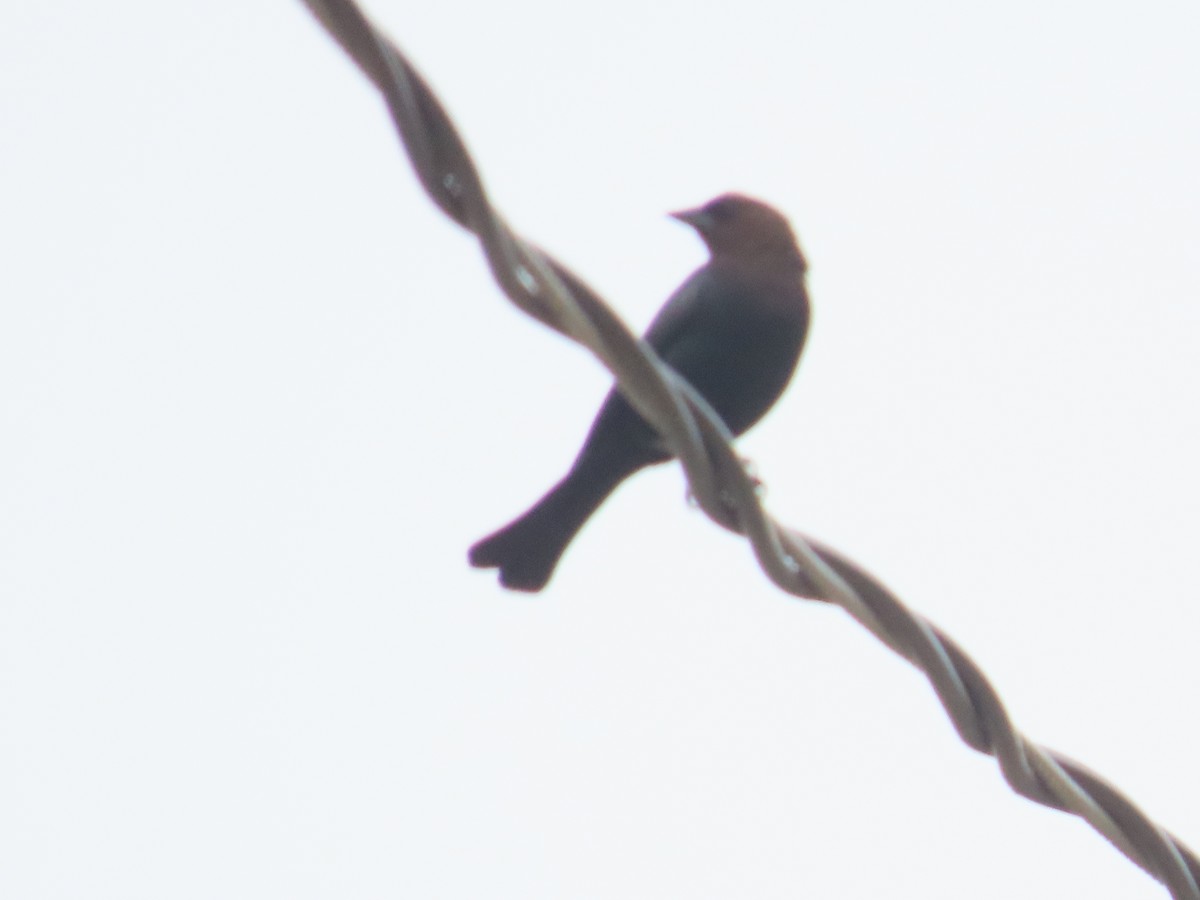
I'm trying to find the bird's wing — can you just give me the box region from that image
[641,266,724,355]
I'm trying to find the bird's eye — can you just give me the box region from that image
[705,198,737,223]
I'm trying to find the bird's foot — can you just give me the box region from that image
[683,456,765,508]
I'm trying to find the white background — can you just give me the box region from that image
[2,2,1198,898]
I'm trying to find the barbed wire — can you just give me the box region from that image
[297,2,1199,896]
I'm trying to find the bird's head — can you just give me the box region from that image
[670,193,806,270]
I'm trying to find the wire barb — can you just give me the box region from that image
[298,2,1199,896]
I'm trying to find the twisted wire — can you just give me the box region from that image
[298,2,1199,895]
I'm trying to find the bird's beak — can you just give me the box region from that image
[669,206,713,235]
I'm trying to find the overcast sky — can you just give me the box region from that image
[3,2,1199,898]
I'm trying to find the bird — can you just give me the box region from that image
[469,193,811,592]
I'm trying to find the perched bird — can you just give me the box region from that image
[469,193,811,592]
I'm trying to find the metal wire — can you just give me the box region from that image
[297,2,1200,896]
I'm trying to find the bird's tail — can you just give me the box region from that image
[468,457,639,592]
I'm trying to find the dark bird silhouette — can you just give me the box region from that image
[469,193,811,591]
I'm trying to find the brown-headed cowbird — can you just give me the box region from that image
[469,193,810,592]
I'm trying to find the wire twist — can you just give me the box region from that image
[298,2,1199,895]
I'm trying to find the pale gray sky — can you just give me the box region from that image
[2,2,1199,898]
